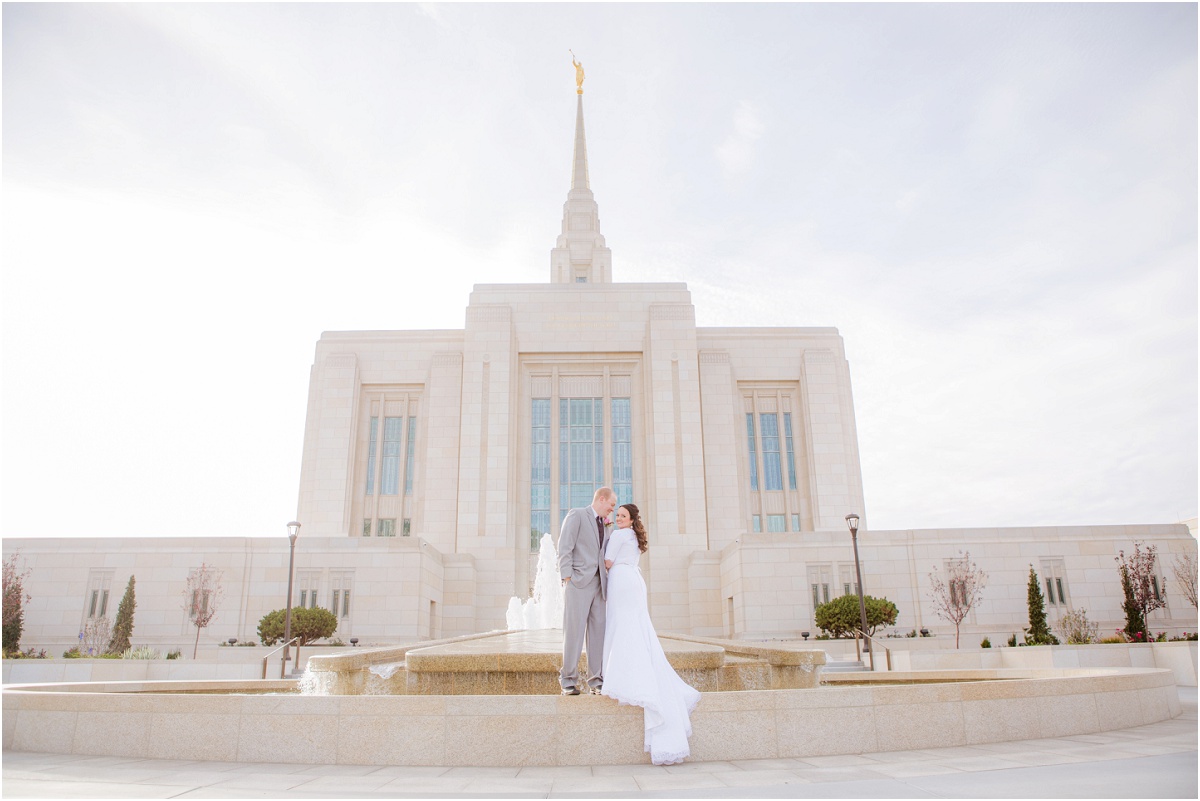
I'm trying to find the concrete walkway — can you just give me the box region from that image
[3,688,1195,799]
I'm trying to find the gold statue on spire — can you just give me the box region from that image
[570,50,585,94]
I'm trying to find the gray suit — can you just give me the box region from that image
[558,505,609,691]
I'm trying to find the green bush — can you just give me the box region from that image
[258,607,338,647]
[814,594,898,638]
[1006,633,1018,647]
[63,647,82,658]
[166,650,181,659]
[980,637,991,648]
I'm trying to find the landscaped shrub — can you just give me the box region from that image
[1056,608,1099,645]
[258,607,338,647]
[1007,633,1018,647]
[980,637,991,648]
[166,650,182,659]
[122,646,161,660]
[813,594,899,638]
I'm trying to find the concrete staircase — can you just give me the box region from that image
[822,658,869,673]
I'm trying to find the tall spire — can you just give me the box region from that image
[551,55,611,284]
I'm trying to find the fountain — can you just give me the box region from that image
[505,534,564,631]
[0,537,1183,765]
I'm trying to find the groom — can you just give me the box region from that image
[558,486,616,695]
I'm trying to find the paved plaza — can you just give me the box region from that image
[2,688,1194,799]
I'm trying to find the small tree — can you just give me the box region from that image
[107,575,137,655]
[1118,562,1145,642]
[1057,608,1099,645]
[258,607,338,661]
[1171,551,1197,609]
[814,594,898,638]
[182,563,224,659]
[2,552,32,656]
[1116,542,1166,643]
[928,550,987,648]
[1024,565,1059,645]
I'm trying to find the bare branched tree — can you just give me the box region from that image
[1115,542,1166,642]
[182,563,224,659]
[1171,551,1198,609]
[928,550,988,648]
[81,616,111,656]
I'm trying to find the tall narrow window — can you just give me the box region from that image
[560,398,603,520]
[365,416,378,495]
[612,398,632,505]
[760,413,783,491]
[766,514,786,532]
[746,414,759,490]
[381,417,403,495]
[405,416,416,495]
[361,520,371,537]
[531,399,551,550]
[1045,578,1057,605]
[377,519,396,537]
[784,412,797,490]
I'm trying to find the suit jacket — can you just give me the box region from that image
[558,506,610,599]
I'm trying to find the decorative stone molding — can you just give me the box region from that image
[559,375,603,397]
[698,351,730,365]
[802,349,836,365]
[466,305,512,324]
[432,353,463,368]
[649,304,695,322]
[610,375,631,396]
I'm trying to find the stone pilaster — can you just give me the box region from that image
[799,349,865,530]
[296,353,361,537]
[421,352,464,553]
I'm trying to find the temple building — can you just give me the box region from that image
[5,81,1196,653]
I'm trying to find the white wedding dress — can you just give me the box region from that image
[601,527,701,765]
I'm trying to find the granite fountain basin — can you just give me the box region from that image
[301,630,825,695]
[2,629,1182,767]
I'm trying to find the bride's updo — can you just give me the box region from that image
[621,504,648,553]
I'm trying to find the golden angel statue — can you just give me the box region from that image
[570,50,585,93]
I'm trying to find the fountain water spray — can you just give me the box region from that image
[506,534,564,630]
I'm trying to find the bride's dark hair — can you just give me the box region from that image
[621,504,648,553]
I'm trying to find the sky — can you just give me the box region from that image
[2,3,1196,540]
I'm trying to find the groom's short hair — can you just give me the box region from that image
[593,487,615,502]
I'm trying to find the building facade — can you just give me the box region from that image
[5,91,1196,654]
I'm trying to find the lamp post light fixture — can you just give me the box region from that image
[282,521,301,675]
[845,513,873,670]
[228,638,237,647]
[350,638,359,647]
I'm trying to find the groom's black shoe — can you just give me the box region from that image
[561,686,580,696]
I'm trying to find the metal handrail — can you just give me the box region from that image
[852,629,892,671]
[261,637,299,679]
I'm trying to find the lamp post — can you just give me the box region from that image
[845,513,873,670]
[282,521,301,676]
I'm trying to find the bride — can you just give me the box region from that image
[600,503,701,765]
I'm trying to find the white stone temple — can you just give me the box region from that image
[5,81,1196,653]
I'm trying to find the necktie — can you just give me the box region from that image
[596,516,604,544]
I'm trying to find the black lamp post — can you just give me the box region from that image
[845,513,873,670]
[282,521,301,675]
